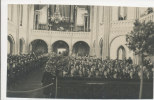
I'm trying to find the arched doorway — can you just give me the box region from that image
[19,38,25,54]
[73,41,90,56]
[99,38,103,57]
[8,35,15,55]
[117,46,126,60]
[52,40,69,56]
[30,39,48,55]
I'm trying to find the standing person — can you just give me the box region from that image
[127,57,133,64]
[42,65,56,98]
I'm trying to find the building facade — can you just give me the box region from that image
[7,5,154,63]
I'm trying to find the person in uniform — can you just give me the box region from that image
[42,62,56,98]
[127,57,133,64]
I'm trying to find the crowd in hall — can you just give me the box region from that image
[45,54,154,80]
[7,52,154,89]
[7,53,48,89]
[63,56,153,80]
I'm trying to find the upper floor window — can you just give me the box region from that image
[20,5,23,26]
[118,7,127,20]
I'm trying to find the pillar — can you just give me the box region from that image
[16,5,20,55]
[89,6,94,56]
[48,45,52,53]
[95,6,101,57]
[69,45,72,55]
[103,6,111,59]
[26,5,34,53]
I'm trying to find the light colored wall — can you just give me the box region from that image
[127,7,135,20]
[7,5,154,62]
[111,6,118,21]
[110,35,134,60]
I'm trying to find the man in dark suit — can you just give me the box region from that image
[127,57,133,64]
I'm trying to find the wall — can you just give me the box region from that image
[110,35,134,60]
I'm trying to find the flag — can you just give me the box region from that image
[37,6,48,24]
[76,7,88,26]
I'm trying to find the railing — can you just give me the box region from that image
[139,12,154,23]
[57,78,153,99]
[32,30,91,38]
[35,24,90,32]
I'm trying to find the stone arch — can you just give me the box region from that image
[99,38,103,57]
[30,39,48,55]
[110,35,125,47]
[8,35,15,55]
[117,45,126,60]
[110,35,134,60]
[19,38,25,54]
[72,41,90,56]
[52,40,69,56]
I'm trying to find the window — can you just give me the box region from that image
[20,5,23,26]
[147,7,153,14]
[118,7,127,20]
[117,46,126,60]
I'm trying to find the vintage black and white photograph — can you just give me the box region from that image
[7,4,154,99]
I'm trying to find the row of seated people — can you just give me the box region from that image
[45,55,153,80]
[7,53,48,89]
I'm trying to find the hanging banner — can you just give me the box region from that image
[76,7,88,26]
[38,6,48,24]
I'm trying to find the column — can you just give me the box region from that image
[48,45,52,53]
[25,5,34,53]
[135,7,140,19]
[91,6,98,57]
[103,6,111,59]
[16,5,20,55]
[69,46,72,55]
[29,43,32,53]
[95,6,100,57]
[89,6,94,56]
[74,6,77,31]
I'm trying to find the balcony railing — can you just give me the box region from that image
[35,24,91,32]
[31,30,91,38]
[139,12,154,23]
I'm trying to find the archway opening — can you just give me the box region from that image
[19,38,25,54]
[52,40,69,56]
[73,41,90,56]
[30,39,48,55]
[117,46,126,60]
[8,35,15,55]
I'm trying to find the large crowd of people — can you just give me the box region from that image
[7,52,153,98]
[62,56,153,80]
[7,53,48,89]
[44,54,153,80]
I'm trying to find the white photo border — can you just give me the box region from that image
[1,0,154,100]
